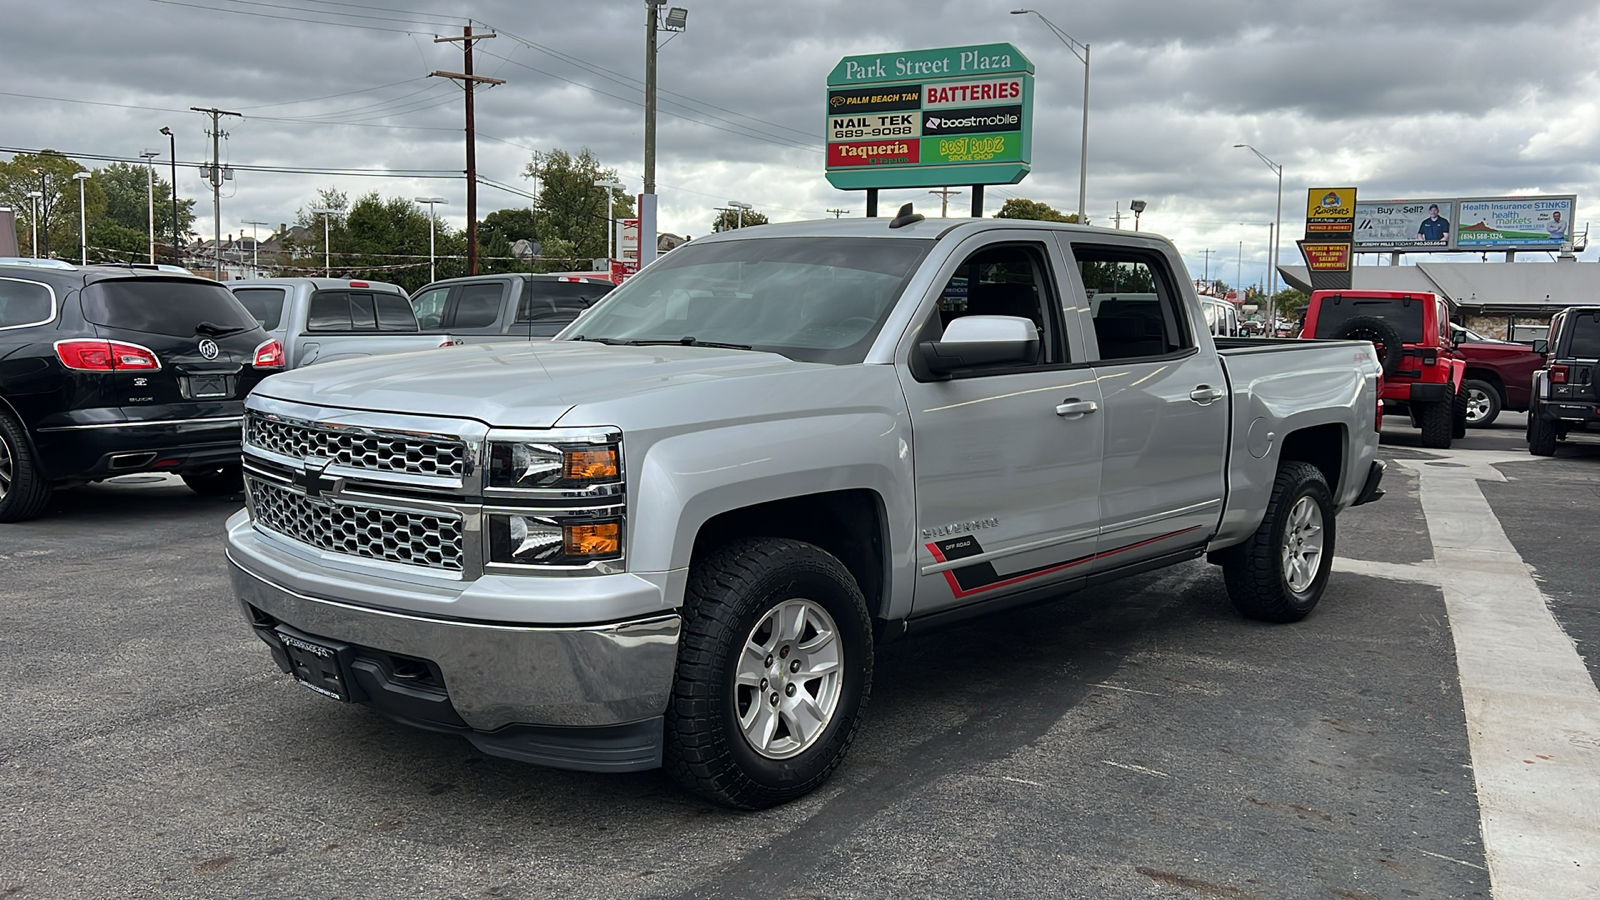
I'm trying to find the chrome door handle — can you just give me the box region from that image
[1055,400,1099,418]
[1189,385,1226,404]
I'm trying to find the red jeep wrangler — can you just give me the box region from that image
[1302,290,1466,448]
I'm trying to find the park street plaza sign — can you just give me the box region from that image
[825,43,1034,191]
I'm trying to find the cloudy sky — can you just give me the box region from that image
[6,0,1600,286]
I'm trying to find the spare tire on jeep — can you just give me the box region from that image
[1333,316,1404,377]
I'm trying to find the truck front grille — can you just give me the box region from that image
[246,412,468,479]
[248,477,465,572]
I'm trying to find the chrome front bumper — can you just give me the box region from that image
[227,559,680,732]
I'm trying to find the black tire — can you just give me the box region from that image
[0,410,53,523]
[1221,461,1335,623]
[1333,315,1404,377]
[1452,384,1469,440]
[664,538,873,810]
[1462,378,1502,428]
[1528,405,1558,456]
[181,464,244,496]
[1419,395,1453,449]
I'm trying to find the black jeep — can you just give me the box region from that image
[1527,305,1600,456]
[0,259,282,521]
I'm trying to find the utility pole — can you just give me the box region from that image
[928,187,963,217]
[433,26,503,276]
[1112,202,1123,230]
[1203,248,1213,283]
[826,208,849,219]
[191,106,241,280]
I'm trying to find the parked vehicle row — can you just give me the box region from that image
[1527,305,1600,455]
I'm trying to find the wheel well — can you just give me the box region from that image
[692,490,887,617]
[1278,424,1344,497]
[1462,369,1504,397]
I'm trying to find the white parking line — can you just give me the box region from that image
[1392,454,1600,899]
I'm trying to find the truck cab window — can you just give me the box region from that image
[923,243,1063,367]
[1074,248,1192,360]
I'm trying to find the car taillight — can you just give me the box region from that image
[55,339,161,371]
[1551,364,1569,385]
[252,339,285,369]
[1375,373,1384,430]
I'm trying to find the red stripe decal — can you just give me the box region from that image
[926,524,1204,600]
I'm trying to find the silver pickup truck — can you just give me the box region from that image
[223,214,1385,809]
[228,278,459,369]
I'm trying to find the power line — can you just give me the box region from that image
[145,0,439,34]
[0,144,460,178]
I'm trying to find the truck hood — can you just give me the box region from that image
[252,341,827,427]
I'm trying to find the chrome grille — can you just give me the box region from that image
[248,477,464,571]
[246,412,467,479]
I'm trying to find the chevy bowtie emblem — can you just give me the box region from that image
[294,457,339,498]
[198,338,220,360]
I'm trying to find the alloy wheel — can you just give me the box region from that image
[733,597,843,760]
[1280,495,1324,593]
[1464,386,1494,424]
[0,433,12,502]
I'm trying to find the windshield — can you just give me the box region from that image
[562,236,933,364]
[1312,296,1425,343]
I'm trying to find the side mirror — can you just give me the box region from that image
[919,315,1038,376]
[1532,338,1548,355]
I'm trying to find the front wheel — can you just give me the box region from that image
[1452,384,1469,440]
[1462,379,1501,428]
[664,538,873,809]
[1221,461,1335,623]
[181,464,243,496]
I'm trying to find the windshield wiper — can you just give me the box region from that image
[195,321,249,338]
[620,337,755,351]
[569,335,630,345]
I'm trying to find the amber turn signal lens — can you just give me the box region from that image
[563,448,619,481]
[564,522,621,557]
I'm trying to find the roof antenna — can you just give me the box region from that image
[889,202,925,229]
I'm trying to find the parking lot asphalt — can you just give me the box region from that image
[0,417,1594,899]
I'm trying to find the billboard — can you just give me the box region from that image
[1304,187,1357,236]
[1457,196,1576,248]
[1354,199,1454,251]
[825,44,1033,191]
[1349,194,1577,252]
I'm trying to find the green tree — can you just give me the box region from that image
[711,207,770,232]
[522,148,633,266]
[0,151,89,258]
[89,162,195,258]
[344,191,437,291]
[994,198,1079,223]
[1271,287,1308,320]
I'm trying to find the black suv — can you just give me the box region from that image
[0,259,283,521]
[1527,305,1600,455]
[409,273,613,342]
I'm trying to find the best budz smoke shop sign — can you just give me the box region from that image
[825,44,1034,190]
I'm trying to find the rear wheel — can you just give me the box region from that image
[1462,379,1501,427]
[1221,461,1335,623]
[181,464,243,496]
[1452,384,1469,440]
[664,538,873,809]
[1419,394,1454,449]
[1528,404,1558,456]
[0,411,53,522]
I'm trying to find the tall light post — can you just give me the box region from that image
[72,172,91,265]
[413,197,446,282]
[242,219,268,277]
[311,207,336,277]
[1233,143,1283,331]
[1011,8,1090,224]
[25,191,41,257]
[139,149,160,263]
[727,199,752,230]
[643,0,688,269]
[159,127,179,267]
[34,169,49,258]
[594,181,624,267]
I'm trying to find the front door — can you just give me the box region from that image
[898,234,1104,618]
[1063,239,1228,572]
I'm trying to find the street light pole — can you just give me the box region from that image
[728,199,752,230]
[311,207,336,277]
[72,172,91,265]
[242,219,268,276]
[1012,9,1090,224]
[25,191,41,257]
[1233,144,1283,331]
[160,127,179,267]
[413,197,446,282]
[141,149,159,263]
[35,169,49,258]
[594,181,624,268]
[643,1,688,269]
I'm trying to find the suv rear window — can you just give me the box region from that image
[0,277,55,329]
[81,279,257,337]
[1312,296,1425,343]
[1567,312,1600,358]
[232,287,286,330]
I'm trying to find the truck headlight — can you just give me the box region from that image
[486,440,621,490]
[488,514,623,565]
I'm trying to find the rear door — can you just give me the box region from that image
[441,280,513,344]
[78,277,269,416]
[1062,239,1228,573]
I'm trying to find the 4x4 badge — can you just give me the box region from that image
[198,338,220,360]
